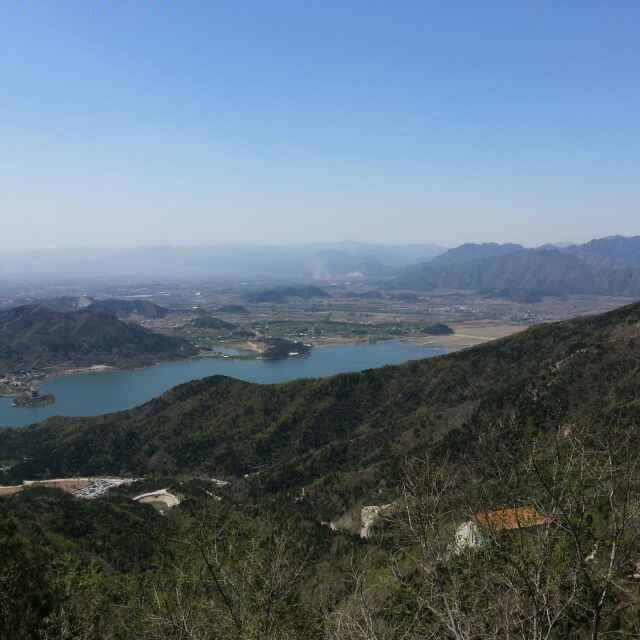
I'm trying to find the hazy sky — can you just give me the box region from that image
[2,2,639,251]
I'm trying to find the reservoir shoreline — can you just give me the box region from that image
[0,341,448,428]
[14,318,524,394]
[29,333,466,389]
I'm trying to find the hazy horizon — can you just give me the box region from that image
[0,238,581,255]
[3,3,639,251]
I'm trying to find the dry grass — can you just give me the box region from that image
[0,485,23,497]
[414,321,529,350]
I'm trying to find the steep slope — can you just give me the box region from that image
[563,235,640,268]
[3,302,640,509]
[396,248,640,300]
[0,305,196,370]
[429,242,524,267]
[444,249,601,299]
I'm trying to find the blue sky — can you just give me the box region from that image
[2,1,639,249]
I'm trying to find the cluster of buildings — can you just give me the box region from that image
[70,477,137,499]
[455,506,552,551]
[0,369,44,396]
[0,477,137,499]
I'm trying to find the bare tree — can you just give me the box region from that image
[526,425,640,639]
[142,502,314,640]
[325,420,640,640]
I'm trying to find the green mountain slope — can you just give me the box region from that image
[3,302,640,638]
[0,305,196,370]
[88,299,172,319]
[3,302,640,508]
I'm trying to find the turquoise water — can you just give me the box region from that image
[0,342,446,428]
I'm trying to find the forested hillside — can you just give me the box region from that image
[3,302,640,638]
[3,301,640,512]
[0,305,196,370]
[87,299,172,319]
[3,301,640,638]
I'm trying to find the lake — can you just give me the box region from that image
[0,341,447,428]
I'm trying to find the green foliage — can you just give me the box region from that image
[0,305,196,370]
[0,488,166,571]
[260,337,311,360]
[2,302,640,636]
[0,516,62,639]
[4,301,640,517]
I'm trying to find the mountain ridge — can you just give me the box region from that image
[563,234,640,268]
[396,242,640,300]
[429,242,525,267]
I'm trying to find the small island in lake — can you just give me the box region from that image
[12,390,56,408]
[249,337,311,360]
[264,338,311,360]
[423,323,455,336]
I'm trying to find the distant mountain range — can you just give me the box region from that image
[395,236,640,301]
[0,305,196,371]
[3,237,640,300]
[428,242,525,267]
[0,243,445,282]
